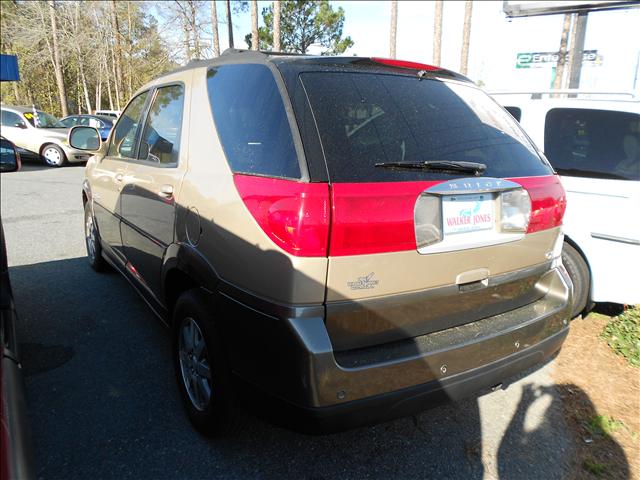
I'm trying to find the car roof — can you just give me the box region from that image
[1,105,47,114]
[149,48,472,86]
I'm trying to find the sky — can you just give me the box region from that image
[156,1,640,92]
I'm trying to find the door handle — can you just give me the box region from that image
[114,173,124,183]
[159,184,174,199]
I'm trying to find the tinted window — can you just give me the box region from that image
[138,85,185,165]
[207,64,300,179]
[1,110,25,127]
[505,106,522,122]
[301,72,550,182]
[544,108,640,181]
[108,92,149,159]
[60,117,77,127]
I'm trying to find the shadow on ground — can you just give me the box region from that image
[9,257,629,479]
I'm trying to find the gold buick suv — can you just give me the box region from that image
[70,49,573,435]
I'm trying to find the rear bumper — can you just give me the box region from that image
[218,265,572,432]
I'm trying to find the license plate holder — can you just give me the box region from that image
[442,194,494,236]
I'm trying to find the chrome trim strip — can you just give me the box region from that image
[590,233,640,246]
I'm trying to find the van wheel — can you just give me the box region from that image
[84,202,107,272]
[173,290,241,436]
[41,144,67,167]
[562,242,590,318]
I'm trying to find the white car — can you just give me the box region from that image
[492,91,640,316]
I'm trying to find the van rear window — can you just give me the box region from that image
[544,108,640,181]
[300,72,551,182]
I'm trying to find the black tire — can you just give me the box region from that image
[173,289,241,436]
[561,242,591,318]
[84,202,107,272]
[41,143,68,167]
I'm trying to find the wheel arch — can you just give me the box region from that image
[563,233,594,307]
[161,243,220,321]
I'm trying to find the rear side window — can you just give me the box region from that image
[505,106,522,122]
[108,91,149,159]
[1,110,25,127]
[207,64,300,179]
[138,84,185,165]
[301,72,551,182]
[544,108,640,181]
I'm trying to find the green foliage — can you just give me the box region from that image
[0,1,176,117]
[245,0,354,54]
[601,307,640,367]
[583,458,607,476]
[586,415,625,438]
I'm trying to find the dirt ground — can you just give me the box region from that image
[552,311,640,479]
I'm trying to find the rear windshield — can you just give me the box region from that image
[300,72,552,182]
[544,108,639,181]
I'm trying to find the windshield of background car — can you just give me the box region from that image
[544,108,640,181]
[23,111,63,128]
[300,72,552,182]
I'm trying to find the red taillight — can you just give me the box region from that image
[371,57,440,71]
[511,176,566,233]
[330,181,438,256]
[233,174,330,257]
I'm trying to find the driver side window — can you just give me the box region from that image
[107,92,149,159]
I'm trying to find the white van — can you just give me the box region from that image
[492,91,640,316]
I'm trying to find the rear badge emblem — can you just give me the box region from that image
[347,272,379,290]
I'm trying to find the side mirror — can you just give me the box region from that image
[0,138,21,173]
[14,122,27,129]
[69,126,101,151]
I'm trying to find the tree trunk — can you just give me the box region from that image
[389,0,397,59]
[12,81,21,105]
[251,0,259,50]
[48,0,69,117]
[111,0,124,103]
[433,0,443,66]
[225,0,234,48]
[110,43,121,110]
[106,67,114,111]
[460,0,473,75]
[96,71,102,113]
[211,0,220,56]
[553,13,571,92]
[273,1,281,52]
[190,1,201,59]
[127,1,133,98]
[79,62,92,114]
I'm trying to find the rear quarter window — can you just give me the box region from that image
[300,72,551,182]
[544,108,640,181]
[207,64,301,179]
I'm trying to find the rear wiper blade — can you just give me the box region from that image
[375,160,487,176]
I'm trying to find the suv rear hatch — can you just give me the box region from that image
[270,58,567,352]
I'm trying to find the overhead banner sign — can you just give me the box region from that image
[516,50,600,68]
[504,1,639,18]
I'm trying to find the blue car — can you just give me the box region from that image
[59,114,115,141]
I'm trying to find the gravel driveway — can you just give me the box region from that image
[1,163,577,479]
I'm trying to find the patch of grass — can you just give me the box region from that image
[587,414,625,438]
[600,307,640,367]
[583,458,607,476]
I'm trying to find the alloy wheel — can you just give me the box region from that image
[178,317,212,411]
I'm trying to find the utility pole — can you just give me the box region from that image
[567,12,588,91]
[225,0,234,49]
[460,0,473,75]
[389,1,397,59]
[433,0,443,66]
[273,1,282,52]
[553,13,571,92]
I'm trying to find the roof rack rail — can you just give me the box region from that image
[220,48,309,57]
[489,89,638,100]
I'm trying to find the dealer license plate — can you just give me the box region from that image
[442,194,494,235]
